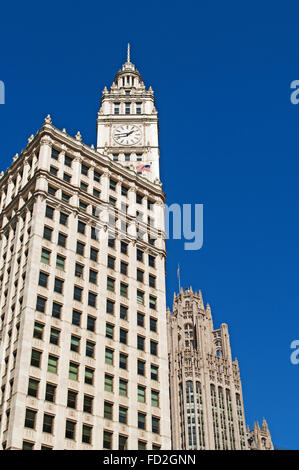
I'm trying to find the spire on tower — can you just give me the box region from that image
[127,43,130,63]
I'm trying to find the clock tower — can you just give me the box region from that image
[97,45,160,183]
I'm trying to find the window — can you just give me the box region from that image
[80,163,88,176]
[31,349,41,368]
[64,155,73,167]
[72,310,81,327]
[137,335,145,351]
[74,286,83,302]
[114,102,120,115]
[36,296,46,313]
[23,441,34,450]
[124,153,130,161]
[151,364,158,381]
[105,348,113,365]
[60,212,68,225]
[33,322,44,340]
[150,317,157,332]
[89,269,97,284]
[65,420,76,440]
[76,242,85,256]
[51,149,59,160]
[71,336,80,353]
[109,196,116,207]
[137,269,144,283]
[48,355,58,374]
[25,409,36,429]
[119,435,128,451]
[67,390,77,409]
[90,247,98,261]
[120,262,128,277]
[136,153,143,161]
[106,324,114,340]
[105,374,113,392]
[94,171,101,183]
[58,233,67,247]
[137,290,144,305]
[62,192,70,203]
[107,277,115,292]
[152,416,160,434]
[119,328,127,345]
[91,227,97,240]
[119,379,127,396]
[75,263,84,278]
[136,194,143,204]
[121,186,128,196]
[69,362,79,380]
[138,359,145,376]
[104,401,113,420]
[78,221,86,234]
[137,312,145,327]
[125,102,130,114]
[50,330,59,347]
[110,179,116,191]
[119,407,127,424]
[138,441,147,450]
[43,226,52,241]
[80,181,88,191]
[50,166,58,176]
[120,305,128,320]
[149,295,157,310]
[64,173,71,183]
[107,255,115,269]
[151,390,159,407]
[88,292,97,308]
[138,385,146,403]
[85,367,94,385]
[150,340,158,356]
[86,341,95,358]
[152,444,161,450]
[45,205,54,219]
[28,378,39,398]
[93,188,100,198]
[54,278,64,294]
[113,154,119,161]
[56,255,65,270]
[121,241,128,255]
[136,102,142,114]
[41,248,50,264]
[45,383,56,403]
[108,237,115,248]
[149,275,156,288]
[103,431,113,449]
[138,412,146,430]
[106,299,114,315]
[149,255,156,268]
[87,316,96,332]
[48,186,56,196]
[52,302,61,319]
[82,424,92,444]
[43,414,54,434]
[137,249,143,262]
[119,353,127,370]
[83,395,93,414]
[120,283,128,297]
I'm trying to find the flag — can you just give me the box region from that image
[136,164,151,172]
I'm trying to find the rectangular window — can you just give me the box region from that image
[138,441,147,450]
[72,310,81,327]
[93,188,100,198]
[91,227,97,240]
[105,374,113,392]
[33,322,44,340]
[45,205,54,219]
[65,420,76,440]
[138,385,146,403]
[138,359,145,376]
[56,255,65,270]
[106,299,114,315]
[151,364,158,381]
[67,390,77,409]
[64,173,71,183]
[137,249,143,262]
[138,412,146,430]
[125,102,130,114]
[43,414,54,434]
[50,330,60,348]
[124,153,130,161]
[119,435,128,451]
[83,395,93,414]
[110,179,116,191]
[120,283,128,297]
[137,290,144,305]
[77,242,85,256]
[103,431,112,450]
[87,316,96,332]
[106,324,114,340]
[121,186,128,196]
[105,348,113,365]
[58,232,67,247]
[149,255,156,268]
[137,312,145,327]
[45,383,56,403]
[108,237,115,248]
[85,367,94,385]
[149,295,157,310]
[74,286,83,302]
[120,241,128,255]
[120,305,128,320]
[88,292,97,308]
[51,149,59,160]
[78,221,86,234]
[80,181,88,191]
[89,269,97,284]
[150,340,158,356]
[136,194,143,204]
[119,407,127,424]
[48,355,58,374]
[137,269,144,283]
[137,335,145,351]
[25,409,36,429]
[150,317,157,332]
[41,248,50,264]
[75,263,84,278]
[52,302,61,319]
[69,362,79,381]
[119,328,127,345]
[94,171,101,183]
[86,341,95,358]
[90,247,98,261]
[50,166,58,176]
[71,335,80,353]
[62,192,70,203]
[119,379,127,396]
[28,378,39,398]
[48,186,56,196]
[36,296,46,313]
[151,390,159,407]
[81,164,89,176]
[31,349,41,368]
[149,275,156,288]
[107,277,115,292]
[104,401,113,420]
[54,278,64,294]
[107,255,115,270]
[152,416,160,434]
[114,102,120,115]
[64,155,73,167]
[60,212,68,225]
[119,353,127,370]
[82,424,92,444]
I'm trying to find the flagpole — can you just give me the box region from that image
[177,264,181,292]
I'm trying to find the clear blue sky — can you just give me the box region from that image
[0,0,298,450]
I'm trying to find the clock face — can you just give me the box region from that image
[113,125,142,145]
